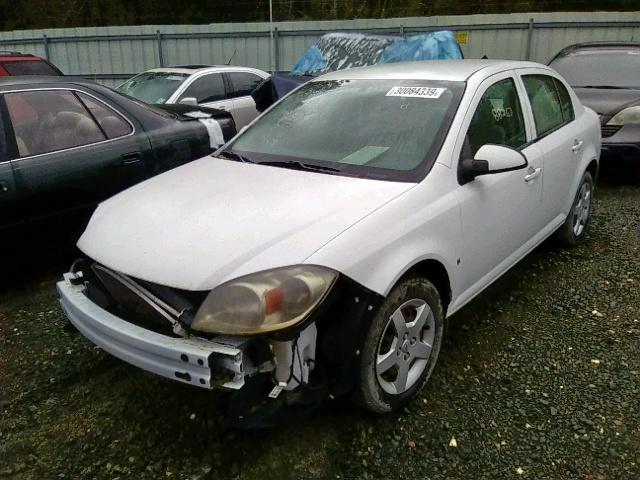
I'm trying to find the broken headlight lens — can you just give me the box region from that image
[191,265,338,335]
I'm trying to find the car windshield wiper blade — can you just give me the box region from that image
[216,150,254,163]
[258,160,341,173]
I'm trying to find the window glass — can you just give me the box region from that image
[548,48,640,88]
[229,79,464,181]
[1,60,61,76]
[227,72,264,98]
[117,71,188,104]
[553,78,574,123]
[466,78,526,157]
[77,92,132,138]
[5,90,106,157]
[178,73,225,104]
[523,75,564,137]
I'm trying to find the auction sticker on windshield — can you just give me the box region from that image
[386,86,445,99]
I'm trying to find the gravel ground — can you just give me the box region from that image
[0,180,638,480]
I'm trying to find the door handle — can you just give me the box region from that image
[121,152,142,165]
[571,140,584,153]
[524,166,542,182]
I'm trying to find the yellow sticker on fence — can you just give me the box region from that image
[455,31,468,45]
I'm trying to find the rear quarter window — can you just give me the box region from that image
[553,78,575,123]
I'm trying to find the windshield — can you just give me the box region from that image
[1,60,61,75]
[227,79,464,181]
[550,49,640,88]
[117,71,189,104]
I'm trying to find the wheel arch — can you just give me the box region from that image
[586,158,599,183]
[395,258,453,315]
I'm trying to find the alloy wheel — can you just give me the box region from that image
[375,298,435,395]
[572,181,592,237]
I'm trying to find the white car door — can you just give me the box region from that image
[175,72,235,113]
[454,72,546,306]
[518,69,584,225]
[225,71,267,129]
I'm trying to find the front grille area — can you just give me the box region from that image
[74,260,206,336]
[601,125,622,138]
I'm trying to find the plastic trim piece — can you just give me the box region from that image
[56,273,245,390]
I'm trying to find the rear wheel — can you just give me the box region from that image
[556,171,594,246]
[356,277,444,413]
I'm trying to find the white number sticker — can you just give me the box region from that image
[386,86,445,99]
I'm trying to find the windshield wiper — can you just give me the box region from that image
[216,150,254,163]
[258,160,341,174]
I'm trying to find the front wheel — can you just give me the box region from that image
[555,171,594,246]
[356,277,444,413]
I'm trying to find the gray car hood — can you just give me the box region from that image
[573,87,640,118]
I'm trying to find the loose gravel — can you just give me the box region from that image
[0,181,638,480]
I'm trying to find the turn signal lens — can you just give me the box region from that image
[191,265,337,335]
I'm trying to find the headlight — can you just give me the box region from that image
[607,106,640,126]
[191,265,338,335]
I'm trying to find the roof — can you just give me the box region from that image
[145,65,268,75]
[0,52,43,62]
[0,76,100,91]
[315,59,543,82]
[548,41,640,64]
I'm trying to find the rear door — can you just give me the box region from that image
[5,88,151,225]
[175,72,235,113]
[518,69,584,223]
[225,71,266,128]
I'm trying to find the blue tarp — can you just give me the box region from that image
[291,30,462,76]
[379,31,463,64]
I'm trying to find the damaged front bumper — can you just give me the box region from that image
[57,273,248,390]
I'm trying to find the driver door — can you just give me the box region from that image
[454,72,545,306]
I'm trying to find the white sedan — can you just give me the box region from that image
[58,60,600,419]
[117,65,270,129]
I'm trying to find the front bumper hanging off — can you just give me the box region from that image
[56,273,247,390]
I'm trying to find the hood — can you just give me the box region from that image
[78,157,414,291]
[573,87,640,118]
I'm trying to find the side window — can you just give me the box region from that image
[227,72,264,98]
[466,78,527,157]
[76,92,132,139]
[178,74,225,104]
[553,78,575,123]
[5,90,105,158]
[522,75,564,137]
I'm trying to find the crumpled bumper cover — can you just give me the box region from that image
[57,273,245,390]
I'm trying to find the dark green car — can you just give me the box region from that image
[0,76,236,250]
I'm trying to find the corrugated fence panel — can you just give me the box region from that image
[1,11,639,84]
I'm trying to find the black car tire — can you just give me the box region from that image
[356,276,444,413]
[556,171,594,247]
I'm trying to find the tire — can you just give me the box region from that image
[356,277,444,413]
[555,171,594,247]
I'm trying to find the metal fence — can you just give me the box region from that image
[1,11,639,87]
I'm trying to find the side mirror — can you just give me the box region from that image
[459,144,527,184]
[179,96,198,106]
